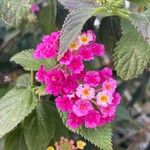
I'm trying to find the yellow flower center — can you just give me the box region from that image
[100,95,108,103]
[47,146,55,150]
[69,41,78,49]
[81,36,88,43]
[83,88,90,96]
[76,140,86,149]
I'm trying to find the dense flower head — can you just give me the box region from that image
[33,31,60,59]
[34,30,121,129]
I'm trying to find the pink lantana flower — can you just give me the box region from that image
[79,46,94,61]
[90,43,105,56]
[100,105,116,118]
[99,67,113,82]
[102,78,117,93]
[84,71,100,87]
[87,30,96,42]
[78,31,94,45]
[73,99,93,117]
[76,84,95,100]
[67,112,84,129]
[44,69,64,96]
[85,110,100,128]
[33,32,60,59]
[35,65,46,83]
[69,40,81,51]
[96,91,113,107]
[60,51,73,65]
[31,3,40,13]
[112,92,121,106]
[55,96,73,112]
[68,56,84,74]
[62,75,78,94]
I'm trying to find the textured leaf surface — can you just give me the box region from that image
[0,88,38,138]
[11,49,56,71]
[131,9,150,45]
[98,16,121,53]
[59,6,98,59]
[5,126,28,150]
[58,0,99,11]
[77,125,112,150]
[0,0,33,26]
[23,102,55,150]
[38,0,57,34]
[114,19,150,80]
[59,112,112,150]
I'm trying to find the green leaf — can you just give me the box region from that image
[58,0,99,11]
[77,125,112,150]
[59,112,112,150]
[0,0,33,27]
[38,0,57,34]
[128,0,150,7]
[50,104,69,141]
[98,16,121,53]
[10,49,56,71]
[0,88,38,138]
[23,102,55,150]
[113,19,150,80]
[5,126,28,150]
[131,9,150,45]
[58,6,98,59]
[16,74,30,89]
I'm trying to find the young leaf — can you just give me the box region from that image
[0,0,33,27]
[38,0,57,34]
[23,102,55,150]
[58,0,99,11]
[0,88,38,138]
[59,112,112,150]
[131,9,150,45]
[10,49,56,71]
[113,19,150,80]
[58,6,98,59]
[5,126,28,150]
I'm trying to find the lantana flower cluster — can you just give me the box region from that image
[34,30,121,129]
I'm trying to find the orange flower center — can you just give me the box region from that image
[83,88,90,96]
[81,36,88,43]
[100,95,108,103]
[70,41,78,49]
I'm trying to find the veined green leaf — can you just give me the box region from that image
[10,49,56,71]
[113,19,150,80]
[0,88,38,138]
[5,126,28,150]
[23,102,55,150]
[131,9,150,45]
[58,6,98,59]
